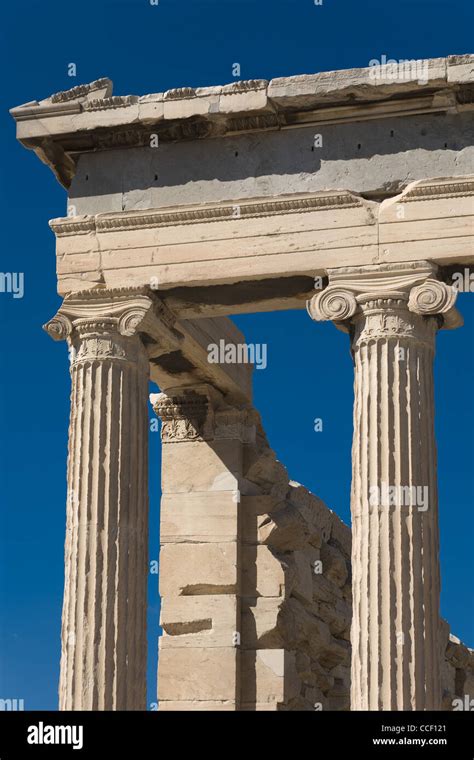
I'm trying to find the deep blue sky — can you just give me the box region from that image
[0,0,473,710]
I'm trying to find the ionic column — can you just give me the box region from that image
[308,262,462,711]
[44,290,154,710]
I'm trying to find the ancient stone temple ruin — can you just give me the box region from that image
[10,55,474,711]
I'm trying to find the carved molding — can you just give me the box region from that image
[226,113,279,133]
[95,127,151,150]
[49,192,362,237]
[401,179,474,201]
[50,78,112,104]
[48,175,474,242]
[151,389,214,442]
[221,79,268,93]
[164,87,196,100]
[352,300,438,349]
[151,387,257,443]
[49,218,96,236]
[83,96,138,111]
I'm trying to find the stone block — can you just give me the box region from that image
[159,542,238,597]
[330,513,352,557]
[137,98,164,122]
[320,542,349,587]
[463,669,474,702]
[161,439,242,493]
[160,492,238,543]
[313,573,344,603]
[287,550,314,605]
[241,545,284,598]
[327,694,350,711]
[310,661,335,692]
[218,89,268,114]
[241,494,285,543]
[446,635,470,669]
[241,649,300,705]
[163,96,210,120]
[160,595,238,648]
[303,686,328,710]
[315,597,351,637]
[440,658,456,708]
[319,637,351,670]
[244,446,288,488]
[257,504,309,551]
[241,597,283,649]
[287,482,333,545]
[279,598,332,656]
[447,54,474,83]
[158,647,238,701]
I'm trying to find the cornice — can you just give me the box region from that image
[10,55,474,187]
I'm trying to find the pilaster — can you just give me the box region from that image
[151,385,257,710]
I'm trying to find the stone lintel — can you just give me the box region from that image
[48,176,474,300]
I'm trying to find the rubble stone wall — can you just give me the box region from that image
[239,411,352,711]
[440,620,474,711]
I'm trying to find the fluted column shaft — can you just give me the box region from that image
[308,262,462,711]
[45,291,153,710]
[350,298,439,710]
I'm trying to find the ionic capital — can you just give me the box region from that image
[45,288,159,340]
[307,261,462,331]
[43,288,181,364]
